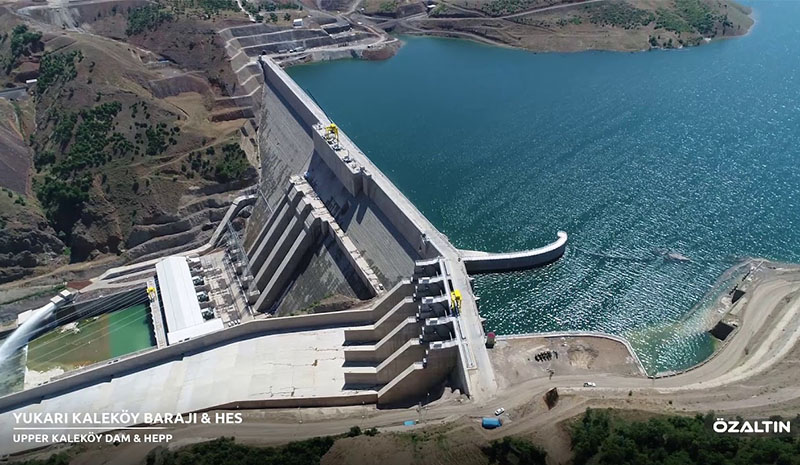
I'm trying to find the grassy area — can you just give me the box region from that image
[584,2,655,29]
[126,5,174,36]
[656,0,718,36]
[480,0,536,17]
[184,141,250,183]
[1,24,42,74]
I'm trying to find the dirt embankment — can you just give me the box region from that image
[395,0,754,52]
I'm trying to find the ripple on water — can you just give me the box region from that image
[288,2,800,374]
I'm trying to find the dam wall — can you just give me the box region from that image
[0,282,413,413]
[376,344,459,406]
[259,58,438,261]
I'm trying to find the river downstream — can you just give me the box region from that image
[288,1,800,374]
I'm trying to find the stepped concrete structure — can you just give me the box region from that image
[0,55,567,453]
[239,55,569,402]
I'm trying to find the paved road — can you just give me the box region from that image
[0,87,28,100]
[47,264,800,465]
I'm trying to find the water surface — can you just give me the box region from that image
[288,1,800,373]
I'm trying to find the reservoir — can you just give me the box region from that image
[288,0,800,374]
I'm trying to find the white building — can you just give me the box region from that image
[155,256,223,345]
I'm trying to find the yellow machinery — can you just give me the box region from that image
[450,289,462,312]
[147,286,156,301]
[324,123,339,143]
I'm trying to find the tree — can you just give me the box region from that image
[283,12,291,21]
[269,12,278,22]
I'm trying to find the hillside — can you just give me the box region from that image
[400,0,754,52]
[0,6,256,287]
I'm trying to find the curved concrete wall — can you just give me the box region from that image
[461,231,568,273]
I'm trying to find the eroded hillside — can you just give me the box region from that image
[0,5,256,287]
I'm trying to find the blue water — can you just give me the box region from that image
[288,1,800,374]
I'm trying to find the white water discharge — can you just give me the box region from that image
[0,302,57,363]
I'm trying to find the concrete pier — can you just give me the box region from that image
[460,231,568,274]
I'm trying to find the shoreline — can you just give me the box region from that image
[489,258,791,378]
[283,7,756,69]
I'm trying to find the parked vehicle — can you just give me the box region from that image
[494,407,505,416]
[583,382,597,387]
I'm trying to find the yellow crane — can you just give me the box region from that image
[324,123,339,143]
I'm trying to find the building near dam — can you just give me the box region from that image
[155,256,224,345]
[0,54,567,453]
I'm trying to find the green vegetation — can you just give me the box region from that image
[184,142,251,183]
[655,9,692,34]
[480,0,535,17]
[52,112,77,145]
[378,0,398,14]
[656,0,718,36]
[145,436,335,465]
[54,102,122,174]
[674,0,715,34]
[3,24,42,73]
[572,409,800,465]
[584,3,655,29]
[34,101,121,234]
[483,436,547,465]
[138,0,238,19]
[126,5,174,36]
[214,143,250,182]
[36,51,81,97]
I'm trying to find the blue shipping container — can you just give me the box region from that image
[482,418,502,429]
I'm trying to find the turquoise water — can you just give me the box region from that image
[287,1,800,374]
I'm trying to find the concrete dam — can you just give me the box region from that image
[240,56,569,401]
[0,56,566,452]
